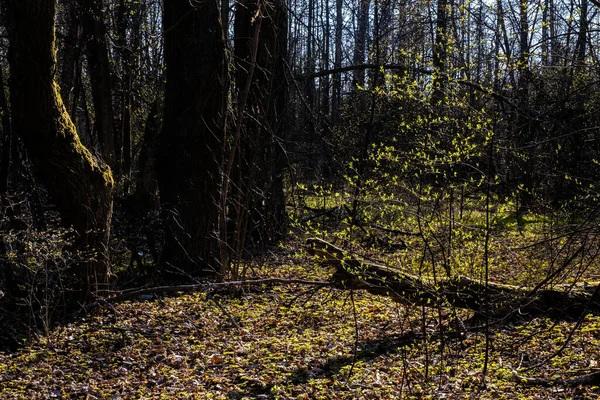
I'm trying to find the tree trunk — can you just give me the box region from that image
[304,0,317,142]
[353,0,370,87]
[320,0,331,121]
[70,45,84,131]
[57,0,81,113]
[6,0,114,300]
[0,65,11,196]
[331,0,343,123]
[432,0,449,103]
[549,0,558,65]
[493,0,513,91]
[516,0,535,213]
[133,100,159,215]
[80,0,118,174]
[157,0,226,276]
[116,0,133,184]
[541,0,550,66]
[227,0,288,275]
[574,0,589,65]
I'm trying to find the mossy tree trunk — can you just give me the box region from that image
[6,0,114,301]
[156,0,226,275]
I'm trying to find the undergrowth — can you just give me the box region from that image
[1,183,600,398]
[0,238,599,399]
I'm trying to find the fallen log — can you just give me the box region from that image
[307,238,600,319]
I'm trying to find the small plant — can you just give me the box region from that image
[0,217,82,349]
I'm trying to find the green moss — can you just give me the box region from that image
[102,166,115,188]
[52,80,115,189]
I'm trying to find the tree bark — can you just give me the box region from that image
[157,0,226,276]
[6,0,114,300]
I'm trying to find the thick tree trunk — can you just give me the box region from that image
[6,0,114,300]
[308,238,600,319]
[157,0,226,276]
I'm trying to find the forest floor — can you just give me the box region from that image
[2,215,600,399]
